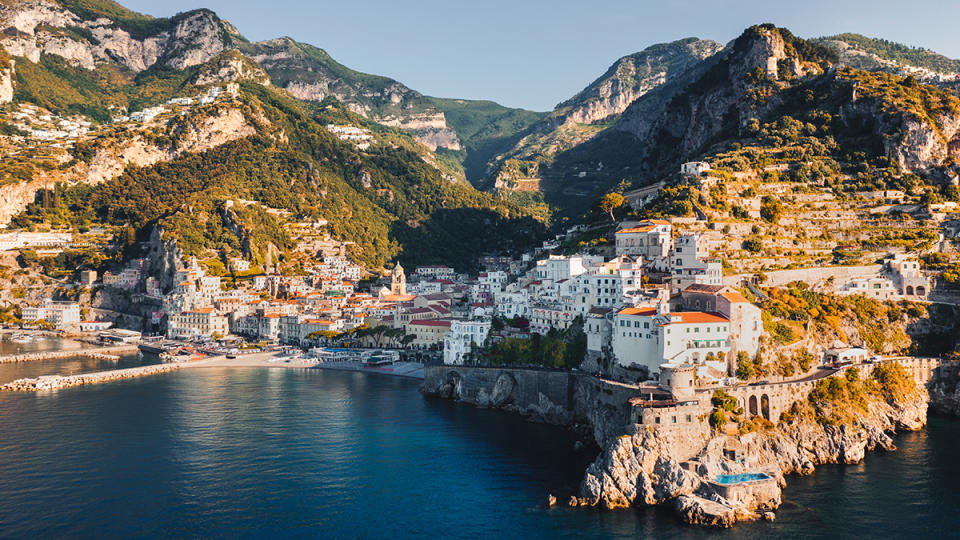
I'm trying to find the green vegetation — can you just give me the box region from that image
[763,282,914,354]
[484,325,586,369]
[427,97,545,182]
[802,363,918,426]
[13,53,198,122]
[10,85,546,272]
[710,389,745,429]
[818,33,960,74]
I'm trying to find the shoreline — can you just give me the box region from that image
[0,351,424,391]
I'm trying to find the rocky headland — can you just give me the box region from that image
[573,365,928,527]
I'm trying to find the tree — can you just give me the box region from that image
[736,351,754,380]
[597,193,625,222]
[742,237,763,252]
[760,195,783,223]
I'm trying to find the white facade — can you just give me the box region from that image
[612,305,730,377]
[443,319,492,364]
[614,221,671,262]
[495,290,530,319]
[167,308,229,339]
[670,234,722,290]
[21,300,81,329]
[680,161,711,177]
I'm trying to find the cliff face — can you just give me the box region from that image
[576,389,927,527]
[616,26,815,164]
[0,57,12,103]
[554,38,723,127]
[0,1,234,73]
[491,38,723,173]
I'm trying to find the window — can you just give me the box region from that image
[644,322,649,329]
[671,416,677,423]
[655,417,660,424]
[686,415,692,422]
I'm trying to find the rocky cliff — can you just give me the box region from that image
[0,1,234,73]
[554,38,723,127]
[489,38,723,179]
[575,374,927,527]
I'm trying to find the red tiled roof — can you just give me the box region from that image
[618,307,657,316]
[410,320,451,327]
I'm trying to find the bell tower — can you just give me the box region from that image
[391,263,406,295]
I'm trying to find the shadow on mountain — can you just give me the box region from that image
[389,207,547,272]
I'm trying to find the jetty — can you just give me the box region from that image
[0,344,140,364]
[1,363,181,391]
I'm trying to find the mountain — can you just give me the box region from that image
[486,38,723,198]
[813,33,960,82]
[499,25,960,217]
[237,37,546,183]
[0,0,546,272]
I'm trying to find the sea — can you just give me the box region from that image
[0,357,957,539]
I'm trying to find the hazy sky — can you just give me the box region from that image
[121,0,960,111]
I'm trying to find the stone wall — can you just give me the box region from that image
[723,265,882,289]
[422,366,639,444]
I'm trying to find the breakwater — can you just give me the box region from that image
[1,363,180,391]
[0,345,139,364]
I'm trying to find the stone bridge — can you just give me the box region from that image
[712,357,943,422]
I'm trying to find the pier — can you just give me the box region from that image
[0,344,140,364]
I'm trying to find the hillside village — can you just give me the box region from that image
[2,158,952,394]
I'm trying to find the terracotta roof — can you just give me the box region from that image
[719,291,750,303]
[616,225,656,234]
[683,284,725,293]
[670,311,729,324]
[618,307,657,316]
[410,320,451,327]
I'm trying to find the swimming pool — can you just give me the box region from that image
[714,472,772,485]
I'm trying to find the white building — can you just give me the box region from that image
[443,319,491,364]
[530,303,574,335]
[612,304,730,378]
[888,254,930,298]
[167,308,229,339]
[680,161,711,177]
[614,220,672,263]
[495,290,530,319]
[838,276,899,300]
[21,300,81,329]
[671,234,722,291]
[534,255,588,283]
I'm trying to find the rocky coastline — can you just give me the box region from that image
[573,386,928,527]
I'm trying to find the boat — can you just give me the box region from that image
[9,333,34,344]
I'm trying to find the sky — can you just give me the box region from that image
[120,0,960,112]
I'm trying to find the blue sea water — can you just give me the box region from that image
[0,366,957,539]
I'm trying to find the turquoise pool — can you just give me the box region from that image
[714,472,772,485]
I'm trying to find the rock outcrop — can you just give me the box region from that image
[575,389,928,527]
[0,57,13,103]
[0,1,234,73]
